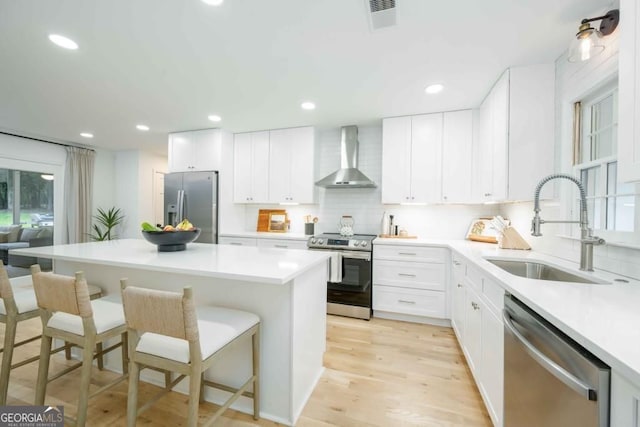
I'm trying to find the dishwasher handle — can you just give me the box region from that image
[503,309,597,401]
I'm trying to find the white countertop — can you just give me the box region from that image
[11,238,329,285]
[220,231,310,241]
[376,237,640,385]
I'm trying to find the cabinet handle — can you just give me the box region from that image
[274,245,288,248]
[453,260,461,266]
[484,193,492,197]
[471,301,480,310]
[398,273,416,278]
[457,283,463,288]
[398,252,416,256]
[443,196,448,200]
[398,300,416,305]
[230,242,242,246]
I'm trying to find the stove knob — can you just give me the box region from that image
[353,241,360,247]
[361,241,368,247]
[318,239,324,245]
[311,238,317,244]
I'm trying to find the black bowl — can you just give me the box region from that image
[141,229,201,252]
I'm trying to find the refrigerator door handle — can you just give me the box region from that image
[177,190,185,223]
[503,309,596,401]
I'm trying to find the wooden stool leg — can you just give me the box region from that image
[76,341,95,427]
[35,335,52,405]
[0,318,17,405]
[127,360,140,427]
[252,327,261,420]
[121,332,128,375]
[65,341,72,360]
[199,373,205,403]
[164,371,172,389]
[96,343,104,370]
[187,369,202,427]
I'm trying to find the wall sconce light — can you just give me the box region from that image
[567,9,619,63]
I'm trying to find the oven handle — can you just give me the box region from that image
[503,309,596,401]
[339,251,371,261]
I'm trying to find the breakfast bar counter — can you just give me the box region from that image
[12,239,330,426]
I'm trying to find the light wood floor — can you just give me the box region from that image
[1,315,492,426]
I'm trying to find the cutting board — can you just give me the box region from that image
[257,209,287,232]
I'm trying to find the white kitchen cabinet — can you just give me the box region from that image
[268,126,315,203]
[381,114,442,204]
[474,65,555,202]
[168,129,223,172]
[256,238,308,250]
[233,131,270,203]
[611,371,640,427]
[619,0,640,182]
[450,253,466,339]
[373,244,448,323]
[218,236,257,246]
[442,110,474,203]
[451,251,504,427]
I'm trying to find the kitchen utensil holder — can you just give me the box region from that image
[305,223,315,236]
[499,226,531,250]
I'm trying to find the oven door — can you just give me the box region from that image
[328,250,371,292]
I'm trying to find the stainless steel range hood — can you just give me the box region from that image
[315,126,377,188]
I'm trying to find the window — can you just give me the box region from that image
[573,82,640,243]
[0,168,54,230]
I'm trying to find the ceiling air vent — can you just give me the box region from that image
[367,0,397,30]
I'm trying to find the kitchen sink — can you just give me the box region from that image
[485,258,609,284]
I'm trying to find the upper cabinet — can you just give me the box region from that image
[234,126,315,204]
[442,110,474,203]
[233,131,270,203]
[268,127,315,204]
[168,129,223,172]
[382,110,473,204]
[474,65,555,202]
[619,0,640,182]
[382,114,443,204]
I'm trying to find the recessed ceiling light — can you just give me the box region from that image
[48,34,78,50]
[136,124,150,131]
[425,84,444,94]
[80,132,93,138]
[208,115,222,122]
[201,0,223,5]
[301,101,316,110]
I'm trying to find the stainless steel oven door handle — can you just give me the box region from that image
[503,309,596,401]
[340,251,371,261]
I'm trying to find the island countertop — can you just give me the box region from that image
[11,238,329,285]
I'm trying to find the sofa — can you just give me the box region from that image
[0,225,53,267]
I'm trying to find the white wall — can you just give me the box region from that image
[500,14,640,281]
[240,125,497,238]
[93,148,116,215]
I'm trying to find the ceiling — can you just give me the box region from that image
[0,0,610,155]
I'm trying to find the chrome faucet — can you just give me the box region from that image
[531,174,605,271]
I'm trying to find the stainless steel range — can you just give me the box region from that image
[307,233,376,320]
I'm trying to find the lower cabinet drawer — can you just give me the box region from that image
[374,245,447,263]
[373,260,445,291]
[373,285,446,318]
[218,237,257,246]
[256,239,308,250]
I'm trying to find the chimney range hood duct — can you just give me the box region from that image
[315,125,377,188]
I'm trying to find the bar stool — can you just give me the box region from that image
[120,279,260,427]
[31,265,128,427]
[0,262,102,405]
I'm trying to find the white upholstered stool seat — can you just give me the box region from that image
[47,299,126,336]
[136,307,259,364]
[121,280,261,427]
[0,263,103,406]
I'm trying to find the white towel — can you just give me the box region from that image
[328,252,342,283]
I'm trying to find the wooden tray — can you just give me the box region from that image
[378,234,418,239]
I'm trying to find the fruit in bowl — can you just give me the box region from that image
[141,221,201,252]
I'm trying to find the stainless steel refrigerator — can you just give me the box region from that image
[164,171,218,243]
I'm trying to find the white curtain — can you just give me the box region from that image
[63,147,95,244]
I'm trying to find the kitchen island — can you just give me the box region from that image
[12,239,330,426]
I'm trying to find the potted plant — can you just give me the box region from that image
[90,207,124,241]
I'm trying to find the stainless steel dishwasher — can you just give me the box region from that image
[503,294,610,427]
